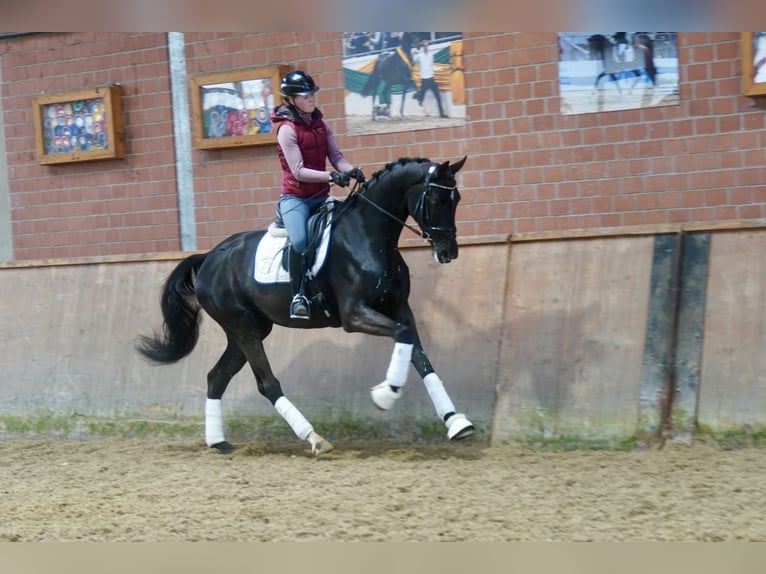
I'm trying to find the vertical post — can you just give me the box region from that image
[167,32,197,251]
[638,233,682,446]
[638,231,711,446]
[671,232,710,443]
[0,62,13,261]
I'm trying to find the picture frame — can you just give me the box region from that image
[742,32,766,97]
[190,65,287,150]
[32,85,125,165]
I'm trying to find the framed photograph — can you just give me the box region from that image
[190,65,286,150]
[32,85,125,165]
[558,32,679,115]
[742,32,766,97]
[342,32,466,136]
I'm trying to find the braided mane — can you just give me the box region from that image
[334,157,432,222]
[365,157,432,188]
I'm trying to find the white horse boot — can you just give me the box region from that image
[370,342,412,410]
[445,413,474,440]
[370,382,401,410]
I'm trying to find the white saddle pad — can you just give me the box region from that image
[253,221,332,284]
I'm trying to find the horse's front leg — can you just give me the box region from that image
[341,304,416,411]
[354,304,475,440]
[410,344,474,440]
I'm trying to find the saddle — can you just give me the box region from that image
[277,198,337,276]
[254,198,339,318]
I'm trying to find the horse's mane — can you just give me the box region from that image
[333,157,431,223]
[365,157,432,187]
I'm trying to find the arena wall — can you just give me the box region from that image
[3,226,766,445]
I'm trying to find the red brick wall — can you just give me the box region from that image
[2,32,764,261]
[3,32,179,258]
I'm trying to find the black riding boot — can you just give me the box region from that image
[288,249,310,320]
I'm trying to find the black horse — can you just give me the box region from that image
[587,33,657,94]
[136,157,473,455]
[361,33,417,121]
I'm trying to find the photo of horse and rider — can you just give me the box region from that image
[558,32,680,115]
[342,32,466,135]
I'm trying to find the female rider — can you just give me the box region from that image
[271,70,364,319]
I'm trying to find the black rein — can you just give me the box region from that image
[351,163,457,242]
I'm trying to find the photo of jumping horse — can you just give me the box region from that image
[136,157,473,455]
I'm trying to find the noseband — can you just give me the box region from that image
[354,163,459,243]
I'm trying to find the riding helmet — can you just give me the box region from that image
[280,71,320,97]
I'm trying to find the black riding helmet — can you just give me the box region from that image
[280,71,320,97]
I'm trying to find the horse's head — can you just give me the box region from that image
[587,34,607,55]
[409,156,466,264]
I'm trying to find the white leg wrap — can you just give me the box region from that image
[274,396,313,440]
[385,342,413,387]
[423,372,456,420]
[205,399,225,446]
[370,342,413,410]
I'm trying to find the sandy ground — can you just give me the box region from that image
[1,436,765,542]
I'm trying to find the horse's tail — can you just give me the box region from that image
[135,253,207,364]
[361,58,382,97]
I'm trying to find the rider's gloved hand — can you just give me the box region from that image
[330,171,350,187]
[346,167,365,183]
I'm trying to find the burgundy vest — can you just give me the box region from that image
[274,107,330,199]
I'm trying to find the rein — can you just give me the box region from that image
[353,185,426,240]
[351,164,457,242]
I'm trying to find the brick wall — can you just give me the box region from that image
[1,32,764,261]
[2,32,178,258]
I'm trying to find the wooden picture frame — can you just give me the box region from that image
[32,85,125,165]
[190,65,287,150]
[742,32,766,97]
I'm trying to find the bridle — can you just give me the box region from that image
[353,163,459,243]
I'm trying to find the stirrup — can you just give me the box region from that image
[289,294,310,320]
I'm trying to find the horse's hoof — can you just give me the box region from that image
[210,440,234,454]
[370,382,400,410]
[309,432,334,456]
[445,413,474,440]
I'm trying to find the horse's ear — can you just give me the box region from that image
[450,155,467,175]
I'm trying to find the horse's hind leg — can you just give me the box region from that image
[205,336,247,453]
[238,333,333,455]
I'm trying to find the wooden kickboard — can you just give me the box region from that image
[492,235,654,445]
[698,230,766,431]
